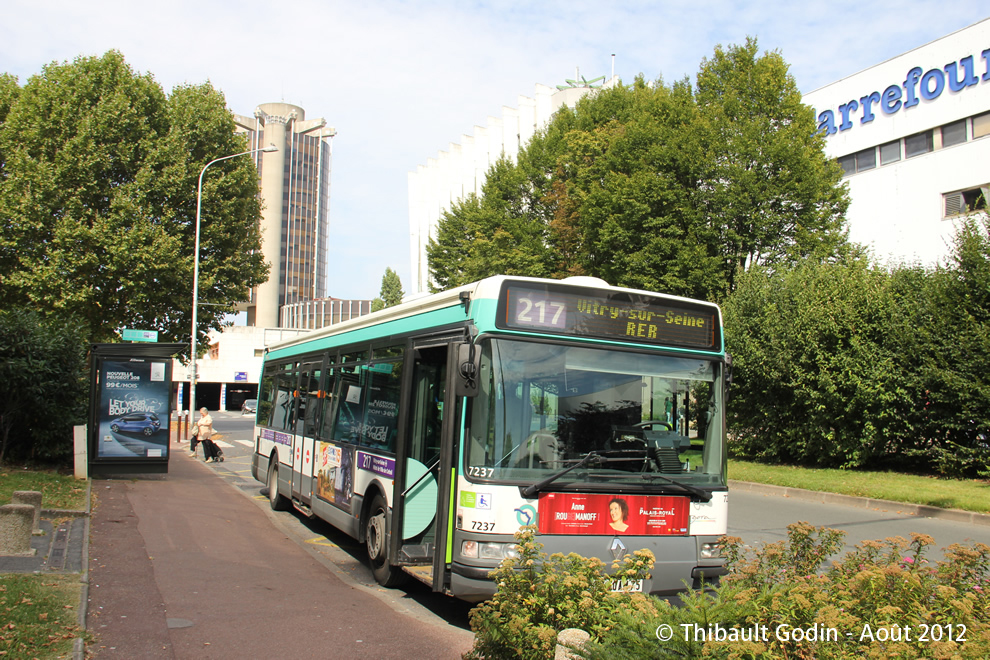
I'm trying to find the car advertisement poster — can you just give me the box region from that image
[96,359,171,459]
[537,492,689,535]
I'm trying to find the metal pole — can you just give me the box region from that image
[190,145,277,415]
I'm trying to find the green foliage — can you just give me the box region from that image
[428,40,848,300]
[371,267,405,311]
[0,51,268,350]
[724,253,913,468]
[724,214,990,474]
[464,526,658,660]
[584,523,990,659]
[0,308,87,464]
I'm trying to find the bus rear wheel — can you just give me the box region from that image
[365,493,407,587]
[267,460,289,511]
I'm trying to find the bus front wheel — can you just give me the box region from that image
[365,493,407,587]
[267,461,289,511]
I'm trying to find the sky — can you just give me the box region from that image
[2,1,988,300]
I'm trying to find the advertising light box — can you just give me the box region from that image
[88,343,184,475]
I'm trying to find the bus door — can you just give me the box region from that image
[391,342,458,592]
[291,360,322,505]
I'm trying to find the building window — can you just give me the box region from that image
[855,147,876,172]
[837,148,877,177]
[943,186,989,218]
[837,154,856,176]
[209,343,219,360]
[879,140,901,165]
[905,130,934,158]
[941,120,967,148]
[974,112,990,140]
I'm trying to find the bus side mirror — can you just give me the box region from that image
[455,343,481,397]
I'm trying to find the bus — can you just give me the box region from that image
[251,275,730,602]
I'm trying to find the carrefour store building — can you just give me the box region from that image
[803,18,990,265]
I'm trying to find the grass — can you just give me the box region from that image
[0,574,86,659]
[0,468,88,511]
[729,459,990,514]
[0,469,89,659]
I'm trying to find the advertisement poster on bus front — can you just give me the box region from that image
[96,359,171,459]
[537,492,689,535]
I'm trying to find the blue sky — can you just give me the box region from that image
[2,1,987,300]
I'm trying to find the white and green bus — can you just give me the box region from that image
[252,275,729,601]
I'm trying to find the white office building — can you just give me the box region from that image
[803,18,990,266]
[407,78,616,295]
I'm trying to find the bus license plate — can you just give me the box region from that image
[610,579,643,593]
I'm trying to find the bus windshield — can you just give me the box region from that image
[465,338,725,488]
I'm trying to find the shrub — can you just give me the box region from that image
[0,308,87,464]
[584,523,990,659]
[464,525,658,660]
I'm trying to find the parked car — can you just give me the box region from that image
[109,412,161,436]
[241,399,258,415]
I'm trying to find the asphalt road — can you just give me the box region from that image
[728,486,990,559]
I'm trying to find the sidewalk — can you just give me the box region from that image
[2,449,474,659]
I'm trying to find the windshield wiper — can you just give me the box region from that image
[641,473,712,502]
[520,452,600,499]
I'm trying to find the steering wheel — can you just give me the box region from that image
[634,420,673,431]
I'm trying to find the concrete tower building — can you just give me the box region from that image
[233,103,336,327]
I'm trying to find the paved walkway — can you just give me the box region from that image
[1,451,475,659]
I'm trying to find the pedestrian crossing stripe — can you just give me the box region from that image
[213,439,254,448]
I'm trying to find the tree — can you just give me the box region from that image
[428,40,849,301]
[0,308,87,463]
[0,51,268,353]
[694,38,849,291]
[371,267,405,311]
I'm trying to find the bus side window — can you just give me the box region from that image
[298,363,321,437]
[258,371,276,428]
[270,369,297,431]
[319,368,340,440]
[361,362,402,453]
[332,373,363,444]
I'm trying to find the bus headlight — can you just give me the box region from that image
[700,542,721,559]
[461,541,518,560]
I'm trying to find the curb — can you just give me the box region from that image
[728,480,990,527]
[72,478,92,660]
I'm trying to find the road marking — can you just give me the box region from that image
[305,536,338,548]
[237,440,254,448]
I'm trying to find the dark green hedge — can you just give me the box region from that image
[724,217,990,476]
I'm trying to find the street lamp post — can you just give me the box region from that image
[189,144,277,417]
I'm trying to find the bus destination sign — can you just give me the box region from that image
[497,282,719,350]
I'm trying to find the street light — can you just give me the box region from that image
[189,144,278,416]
